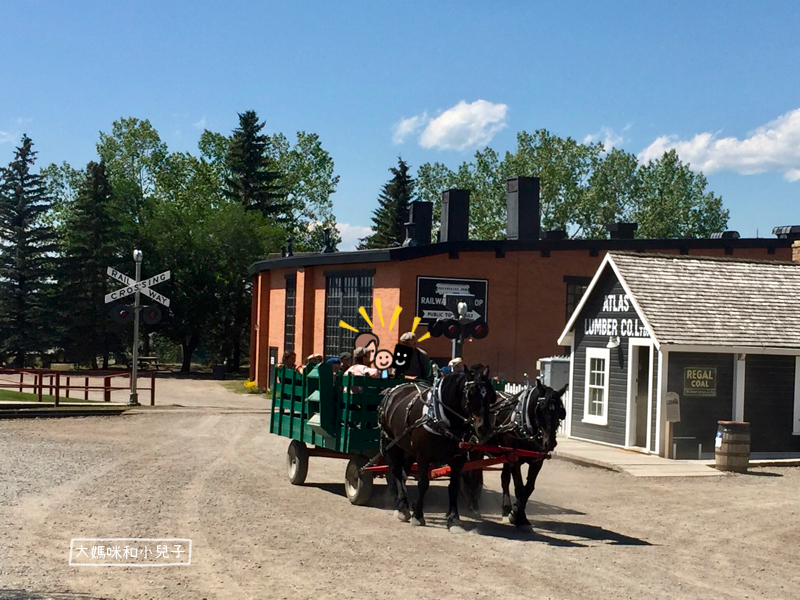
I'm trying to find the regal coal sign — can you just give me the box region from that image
[416,276,488,326]
[684,367,717,397]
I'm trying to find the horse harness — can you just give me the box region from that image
[490,387,545,449]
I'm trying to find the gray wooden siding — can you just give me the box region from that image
[669,352,734,458]
[744,355,800,454]
[571,267,650,447]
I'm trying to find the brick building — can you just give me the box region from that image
[249,177,794,390]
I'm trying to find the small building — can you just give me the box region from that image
[558,251,800,458]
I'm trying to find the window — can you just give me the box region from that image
[564,276,591,322]
[284,276,296,353]
[324,270,374,358]
[584,347,610,425]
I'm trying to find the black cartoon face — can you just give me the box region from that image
[392,343,414,372]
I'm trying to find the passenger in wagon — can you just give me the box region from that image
[399,332,431,380]
[278,351,297,371]
[344,347,380,378]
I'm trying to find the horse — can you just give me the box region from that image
[378,367,496,531]
[462,379,567,529]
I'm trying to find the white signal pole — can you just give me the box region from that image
[129,249,143,406]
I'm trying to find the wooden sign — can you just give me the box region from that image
[683,367,717,397]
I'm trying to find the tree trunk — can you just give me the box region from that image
[180,334,199,373]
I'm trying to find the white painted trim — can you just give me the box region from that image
[558,254,613,345]
[566,337,575,437]
[647,341,655,453]
[734,357,746,422]
[794,357,800,435]
[657,348,669,456]
[583,347,610,426]
[625,338,655,449]
[662,344,800,357]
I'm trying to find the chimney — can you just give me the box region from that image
[402,222,418,247]
[773,225,800,241]
[409,201,432,245]
[794,241,800,264]
[506,177,540,241]
[606,222,638,239]
[440,189,470,242]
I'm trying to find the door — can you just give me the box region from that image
[268,347,278,391]
[627,342,653,449]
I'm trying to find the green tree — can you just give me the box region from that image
[359,157,415,249]
[0,135,58,366]
[636,150,728,238]
[58,162,125,368]
[225,111,287,219]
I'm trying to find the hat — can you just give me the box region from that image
[353,347,366,358]
[338,351,352,360]
[400,332,416,343]
[448,357,463,367]
[326,357,341,364]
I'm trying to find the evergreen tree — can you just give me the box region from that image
[359,157,415,249]
[58,161,124,368]
[225,111,287,219]
[0,135,58,366]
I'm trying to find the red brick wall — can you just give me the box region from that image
[254,245,791,387]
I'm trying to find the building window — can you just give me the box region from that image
[324,270,374,358]
[584,347,610,426]
[284,276,296,353]
[564,276,591,322]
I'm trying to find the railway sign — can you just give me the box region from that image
[105,268,171,307]
[416,276,488,326]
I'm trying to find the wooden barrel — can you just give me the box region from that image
[715,421,750,473]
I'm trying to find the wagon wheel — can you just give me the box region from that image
[287,440,309,485]
[344,455,373,506]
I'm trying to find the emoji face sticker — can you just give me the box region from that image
[354,332,379,365]
[392,343,414,374]
[374,349,394,370]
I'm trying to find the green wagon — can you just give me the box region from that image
[270,363,405,505]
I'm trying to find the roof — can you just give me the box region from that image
[248,237,791,276]
[560,252,800,350]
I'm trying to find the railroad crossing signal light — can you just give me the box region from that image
[109,304,134,324]
[464,319,489,340]
[142,305,162,325]
[442,319,462,340]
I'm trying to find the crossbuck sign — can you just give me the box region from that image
[105,268,171,307]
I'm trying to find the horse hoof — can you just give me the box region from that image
[448,522,467,534]
[394,509,411,522]
[410,516,426,527]
[506,512,515,525]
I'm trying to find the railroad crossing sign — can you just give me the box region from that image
[105,267,171,307]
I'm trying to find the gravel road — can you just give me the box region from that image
[1,379,799,599]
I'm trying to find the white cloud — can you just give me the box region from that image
[419,100,508,151]
[193,116,207,130]
[393,100,508,151]
[336,223,372,251]
[392,112,428,144]
[584,124,632,150]
[0,131,13,144]
[638,108,800,181]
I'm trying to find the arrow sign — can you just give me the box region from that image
[104,270,171,304]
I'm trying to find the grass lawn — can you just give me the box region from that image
[220,380,269,396]
[0,389,102,403]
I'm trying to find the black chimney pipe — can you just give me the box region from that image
[506,177,540,241]
[440,189,470,242]
[409,201,432,245]
[606,223,638,239]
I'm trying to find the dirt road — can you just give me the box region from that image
[1,380,799,599]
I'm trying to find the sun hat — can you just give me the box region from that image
[326,357,341,364]
[353,347,366,358]
[400,332,416,343]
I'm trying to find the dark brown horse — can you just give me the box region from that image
[378,367,495,531]
[462,379,567,528]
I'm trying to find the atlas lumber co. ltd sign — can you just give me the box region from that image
[583,293,650,338]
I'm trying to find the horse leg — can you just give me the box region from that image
[411,458,430,527]
[461,451,483,513]
[509,463,531,528]
[446,458,467,532]
[516,459,544,529]
[386,445,411,522]
[501,463,513,517]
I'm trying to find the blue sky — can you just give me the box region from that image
[2,1,799,248]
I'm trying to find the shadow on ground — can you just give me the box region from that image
[0,591,110,600]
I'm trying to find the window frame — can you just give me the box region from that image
[583,346,610,426]
[323,270,374,358]
[564,275,591,322]
[284,275,296,354]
